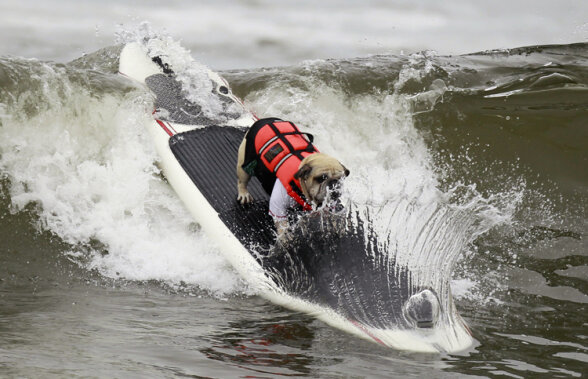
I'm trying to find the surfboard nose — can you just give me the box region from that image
[403,289,440,329]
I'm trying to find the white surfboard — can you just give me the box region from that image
[118,40,473,353]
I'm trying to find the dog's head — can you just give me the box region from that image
[294,153,349,207]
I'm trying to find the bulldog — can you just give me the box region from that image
[236,118,348,233]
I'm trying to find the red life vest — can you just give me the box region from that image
[253,120,318,210]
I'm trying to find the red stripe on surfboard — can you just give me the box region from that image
[156,119,174,136]
[166,121,177,134]
[349,320,386,346]
[153,108,178,136]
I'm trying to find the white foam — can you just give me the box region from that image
[0,66,245,296]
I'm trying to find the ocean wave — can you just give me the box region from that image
[0,40,585,304]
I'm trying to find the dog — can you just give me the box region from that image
[236,118,349,233]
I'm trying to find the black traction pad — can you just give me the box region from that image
[169,126,276,254]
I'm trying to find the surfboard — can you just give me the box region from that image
[118,40,473,353]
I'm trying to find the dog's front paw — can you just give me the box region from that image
[237,191,254,205]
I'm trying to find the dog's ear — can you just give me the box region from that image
[342,165,350,177]
[294,164,312,181]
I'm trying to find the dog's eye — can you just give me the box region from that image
[315,174,328,184]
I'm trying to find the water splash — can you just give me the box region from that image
[0,33,526,331]
[0,55,245,296]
